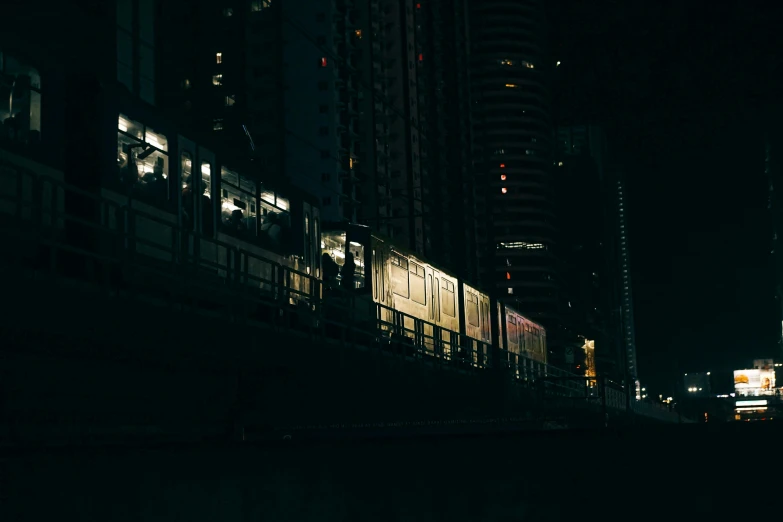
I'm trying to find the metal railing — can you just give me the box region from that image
[0,158,669,422]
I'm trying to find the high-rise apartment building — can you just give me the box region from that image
[415,0,478,280]
[157,1,284,169]
[158,0,472,262]
[467,1,558,320]
[281,0,361,224]
[352,0,425,253]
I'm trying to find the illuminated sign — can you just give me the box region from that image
[734,369,776,396]
[736,400,768,407]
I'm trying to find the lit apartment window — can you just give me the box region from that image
[505,83,518,88]
[355,29,362,38]
[501,188,508,194]
[522,61,535,69]
[213,119,223,131]
[182,78,191,89]
[320,57,327,67]
[212,74,223,86]
[225,95,235,107]
[216,52,222,64]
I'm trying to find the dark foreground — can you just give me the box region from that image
[2,421,774,521]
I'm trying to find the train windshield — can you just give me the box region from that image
[322,229,366,290]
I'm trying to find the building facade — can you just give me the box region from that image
[467,0,558,327]
[554,125,639,385]
[414,0,478,280]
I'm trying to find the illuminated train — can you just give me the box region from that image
[0,109,547,371]
[322,225,547,366]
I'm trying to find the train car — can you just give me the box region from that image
[321,225,462,349]
[500,303,547,367]
[109,111,321,304]
[372,235,461,354]
[322,222,549,370]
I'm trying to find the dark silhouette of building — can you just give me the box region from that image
[467,0,558,334]
[765,110,783,361]
[553,125,638,387]
[414,0,478,281]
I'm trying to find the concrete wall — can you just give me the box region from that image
[1,265,554,448]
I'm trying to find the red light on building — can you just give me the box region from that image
[500,163,505,168]
[506,272,511,280]
[320,57,327,67]
[418,53,423,62]
[501,187,508,194]
[500,174,506,180]
[416,3,421,8]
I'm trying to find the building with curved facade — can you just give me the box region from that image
[468,0,558,326]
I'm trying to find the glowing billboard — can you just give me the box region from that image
[734,369,776,396]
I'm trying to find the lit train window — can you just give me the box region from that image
[117,114,169,208]
[467,293,479,327]
[441,280,455,317]
[390,252,408,270]
[410,261,426,305]
[391,252,409,298]
[410,262,425,278]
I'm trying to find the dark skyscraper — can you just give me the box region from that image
[555,125,638,387]
[415,0,477,280]
[467,0,558,332]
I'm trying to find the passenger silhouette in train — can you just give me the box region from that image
[120,146,140,192]
[229,209,246,235]
[261,212,282,249]
[140,157,167,207]
[152,157,167,206]
[341,251,356,291]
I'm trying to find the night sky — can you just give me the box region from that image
[553,0,783,394]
